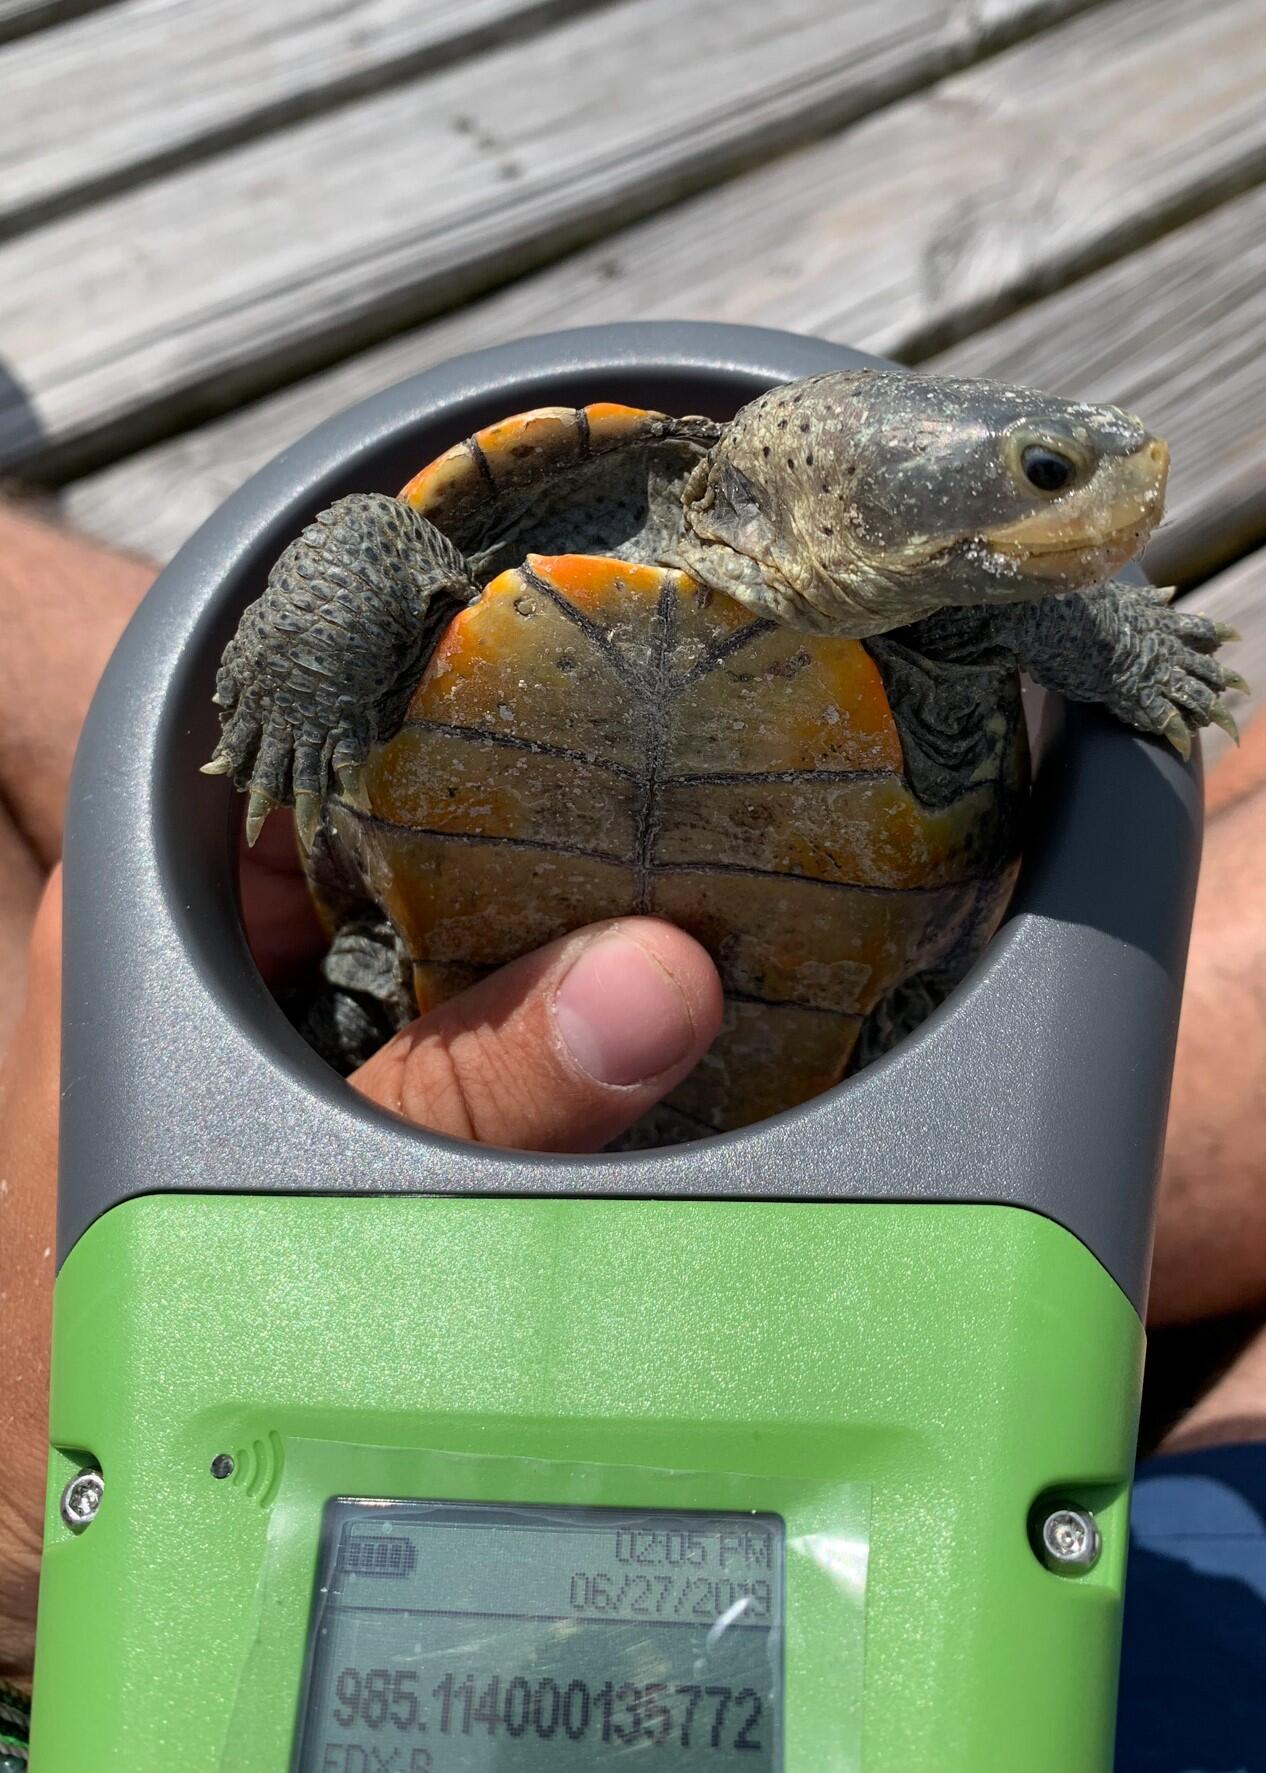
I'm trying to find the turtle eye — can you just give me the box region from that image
[1019,444,1076,494]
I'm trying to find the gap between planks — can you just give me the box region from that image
[0,0,634,241]
[0,0,1114,481]
[0,0,113,49]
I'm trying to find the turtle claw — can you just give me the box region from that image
[200,753,233,776]
[1223,669,1251,695]
[1215,623,1241,644]
[1151,585,1178,605]
[245,789,276,848]
[295,791,322,852]
[336,763,372,813]
[1161,712,1192,761]
[1209,701,1241,745]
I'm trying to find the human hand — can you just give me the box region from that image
[0,823,722,1679]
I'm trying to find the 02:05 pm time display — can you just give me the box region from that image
[331,1669,768,1755]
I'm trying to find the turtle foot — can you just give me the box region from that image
[203,679,365,848]
[1104,594,1248,759]
[289,917,415,1071]
[204,493,479,845]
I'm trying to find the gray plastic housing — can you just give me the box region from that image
[59,322,1201,1313]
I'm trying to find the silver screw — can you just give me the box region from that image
[60,1469,104,1530]
[1039,1505,1100,1572]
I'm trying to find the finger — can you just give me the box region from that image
[0,867,63,1670]
[351,917,724,1153]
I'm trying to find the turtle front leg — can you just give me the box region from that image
[987,582,1246,760]
[205,493,480,846]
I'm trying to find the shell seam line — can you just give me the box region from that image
[465,434,498,495]
[671,617,780,688]
[520,561,650,694]
[633,580,676,912]
[344,807,970,896]
[397,717,641,780]
[395,717,903,789]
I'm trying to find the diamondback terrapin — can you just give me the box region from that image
[205,373,1241,1138]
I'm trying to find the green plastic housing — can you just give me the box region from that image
[32,1194,1140,1770]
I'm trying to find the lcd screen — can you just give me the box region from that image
[293,1500,784,1770]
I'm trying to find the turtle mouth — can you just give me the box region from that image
[979,436,1169,579]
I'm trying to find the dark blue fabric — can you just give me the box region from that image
[1117,1444,1266,1771]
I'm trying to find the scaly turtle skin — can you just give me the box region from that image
[206,375,1242,1134]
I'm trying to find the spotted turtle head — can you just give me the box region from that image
[678,370,1169,634]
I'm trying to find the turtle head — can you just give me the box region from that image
[677,370,1169,634]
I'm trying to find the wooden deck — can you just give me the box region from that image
[1,0,1262,750]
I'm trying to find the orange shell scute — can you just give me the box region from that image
[583,401,660,444]
[424,566,524,676]
[474,406,580,472]
[397,440,474,512]
[526,552,691,609]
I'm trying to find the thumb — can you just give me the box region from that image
[349,917,724,1152]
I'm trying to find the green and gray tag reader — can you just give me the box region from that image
[31,325,1201,1771]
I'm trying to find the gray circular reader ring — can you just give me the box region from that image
[59,323,1201,1310]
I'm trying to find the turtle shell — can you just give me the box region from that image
[396,401,719,579]
[326,536,1027,1137]
[399,401,673,518]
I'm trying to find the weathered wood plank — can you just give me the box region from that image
[1181,552,1266,770]
[0,0,113,48]
[0,0,622,239]
[927,182,1266,590]
[0,0,1111,479]
[62,0,1266,578]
